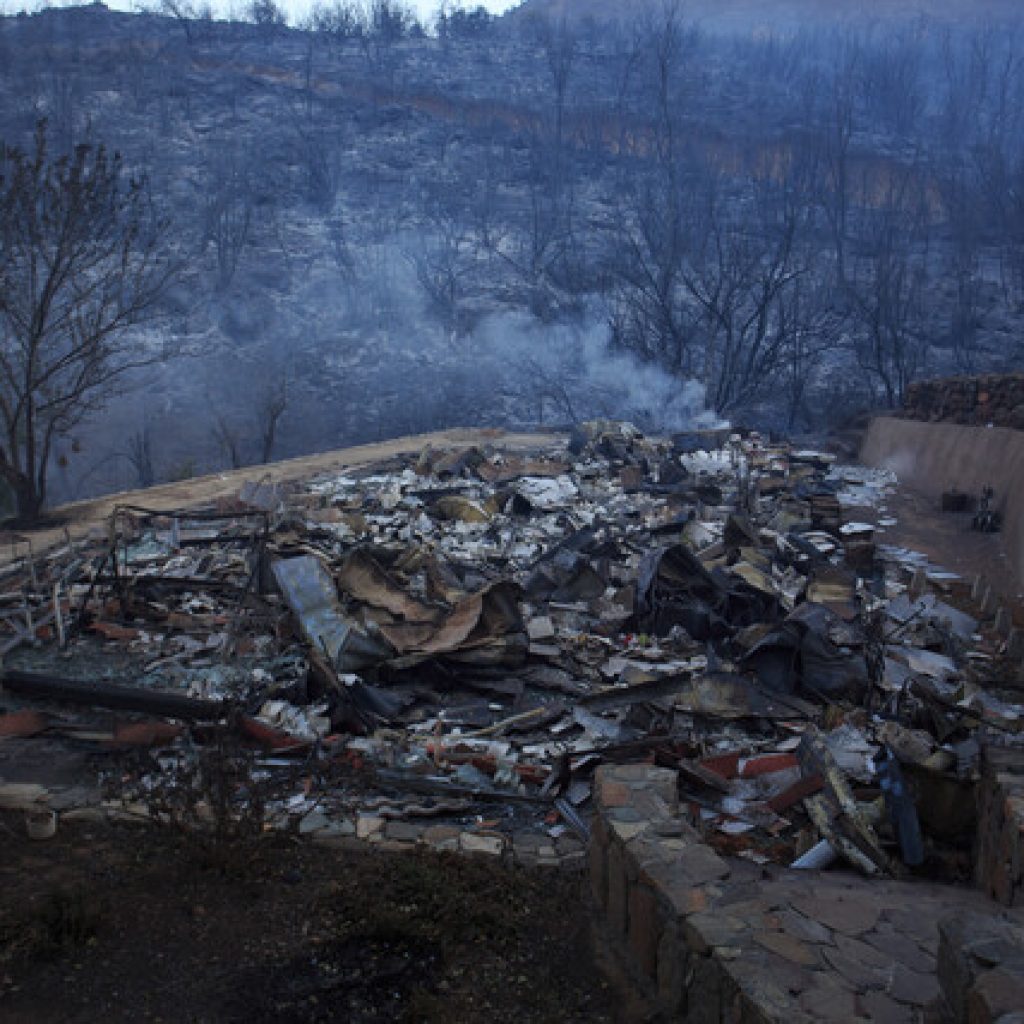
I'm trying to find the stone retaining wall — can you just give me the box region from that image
[903,375,1024,429]
[587,763,764,1022]
[937,912,1024,1023]
[589,763,1024,1023]
[977,745,1024,908]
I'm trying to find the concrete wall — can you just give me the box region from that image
[859,416,1024,586]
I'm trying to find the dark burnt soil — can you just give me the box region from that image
[871,484,1024,691]
[0,815,618,1024]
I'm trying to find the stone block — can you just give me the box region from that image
[858,990,915,1024]
[683,913,748,955]
[606,840,628,939]
[356,814,384,840]
[755,930,820,967]
[792,893,880,937]
[609,819,647,847]
[778,909,833,945]
[977,750,1024,906]
[599,778,631,808]
[383,821,422,843]
[560,850,586,870]
[628,883,660,980]
[310,819,356,842]
[421,824,460,851]
[864,929,933,974]
[676,843,731,886]
[938,912,1024,1023]
[657,920,687,1015]
[799,974,860,1021]
[589,827,608,908]
[968,967,1024,1024]
[459,831,504,857]
[662,879,710,918]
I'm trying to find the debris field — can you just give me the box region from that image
[0,421,1021,879]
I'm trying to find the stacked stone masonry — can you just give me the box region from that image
[937,913,1024,1024]
[902,375,1024,429]
[977,745,1024,908]
[590,763,1024,1023]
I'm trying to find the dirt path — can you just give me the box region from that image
[880,485,1024,607]
[0,429,563,568]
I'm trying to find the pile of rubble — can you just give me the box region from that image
[0,422,1021,875]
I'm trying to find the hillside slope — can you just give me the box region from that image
[512,0,1023,30]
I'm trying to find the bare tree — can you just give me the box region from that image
[858,27,924,140]
[200,150,255,290]
[534,14,577,160]
[815,42,859,287]
[359,0,413,82]
[606,1,700,377]
[125,424,157,489]
[256,379,288,464]
[45,70,80,154]
[307,0,364,46]
[682,181,807,415]
[159,0,214,45]
[326,213,356,280]
[0,124,177,521]
[245,0,287,33]
[213,413,243,469]
[936,156,989,372]
[493,142,580,320]
[436,3,492,46]
[844,174,931,407]
[288,53,344,212]
[607,170,692,377]
[406,211,477,339]
[777,280,846,430]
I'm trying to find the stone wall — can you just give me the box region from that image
[937,912,1024,1023]
[587,764,769,1022]
[903,375,1024,429]
[977,745,1024,908]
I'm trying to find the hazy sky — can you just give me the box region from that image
[97,0,519,25]
[274,0,517,23]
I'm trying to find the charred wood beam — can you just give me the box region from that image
[93,574,249,594]
[113,504,270,525]
[1,669,227,721]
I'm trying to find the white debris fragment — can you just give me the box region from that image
[826,464,898,507]
[258,700,331,741]
[516,475,579,509]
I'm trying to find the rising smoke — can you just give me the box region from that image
[473,309,726,433]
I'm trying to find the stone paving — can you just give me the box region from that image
[590,763,1024,1023]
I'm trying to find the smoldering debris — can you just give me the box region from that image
[0,423,1020,878]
